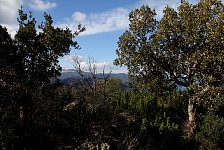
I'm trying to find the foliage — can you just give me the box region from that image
[116,91,187,149]
[115,1,224,92]
[0,25,23,96]
[115,0,224,137]
[15,8,84,88]
[0,25,22,150]
[196,113,224,150]
[114,5,160,93]
[1,1,224,149]
[0,8,84,149]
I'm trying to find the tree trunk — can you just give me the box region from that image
[187,97,197,137]
[186,86,209,137]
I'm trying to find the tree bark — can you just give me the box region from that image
[186,86,209,137]
[187,97,197,137]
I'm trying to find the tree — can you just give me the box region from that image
[0,25,23,149]
[114,5,159,93]
[0,8,85,149]
[14,7,84,129]
[15,8,85,88]
[0,25,23,95]
[114,1,224,137]
[72,56,113,104]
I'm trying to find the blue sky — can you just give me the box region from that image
[0,0,199,73]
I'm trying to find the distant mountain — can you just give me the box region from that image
[95,73,128,82]
[60,69,128,80]
[59,69,185,92]
[59,69,129,85]
[60,69,83,79]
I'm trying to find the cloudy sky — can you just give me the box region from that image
[0,0,199,73]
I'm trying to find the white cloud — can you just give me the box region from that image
[57,7,129,36]
[60,55,128,73]
[29,0,56,11]
[0,0,203,38]
[61,55,113,72]
[0,0,23,37]
[0,0,22,24]
[57,0,197,36]
[79,61,110,70]
[72,12,87,22]
[0,0,57,37]
[111,66,128,74]
[1,23,18,37]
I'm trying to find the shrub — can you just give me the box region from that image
[196,113,224,150]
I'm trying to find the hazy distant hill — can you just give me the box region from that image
[60,69,83,80]
[59,69,128,85]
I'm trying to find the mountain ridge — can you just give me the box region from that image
[60,69,128,81]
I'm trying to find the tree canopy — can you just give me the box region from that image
[15,9,85,88]
[115,0,224,136]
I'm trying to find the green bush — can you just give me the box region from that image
[196,113,224,150]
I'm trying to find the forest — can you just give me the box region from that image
[1,0,224,149]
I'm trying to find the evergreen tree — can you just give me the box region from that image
[0,8,84,149]
[115,0,224,137]
[15,8,85,88]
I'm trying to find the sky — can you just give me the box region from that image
[0,0,199,73]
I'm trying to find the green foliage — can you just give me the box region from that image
[0,25,22,150]
[1,1,224,149]
[0,8,84,149]
[115,0,224,139]
[15,8,85,88]
[116,91,187,149]
[114,5,162,93]
[0,25,23,94]
[115,0,224,93]
[157,112,179,135]
[196,113,224,150]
